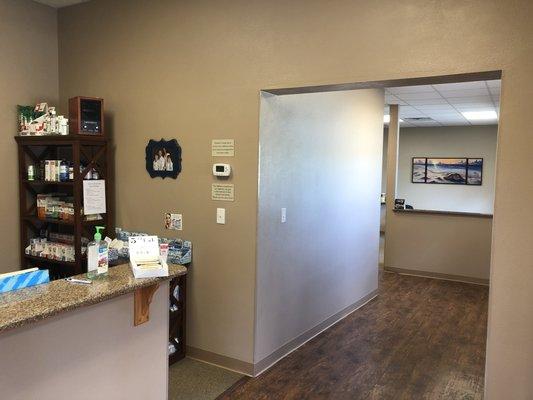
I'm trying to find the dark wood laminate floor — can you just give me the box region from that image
[218,271,488,400]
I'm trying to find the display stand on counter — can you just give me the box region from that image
[16,135,114,279]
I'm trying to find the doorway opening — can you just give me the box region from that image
[381,78,500,287]
[226,71,501,399]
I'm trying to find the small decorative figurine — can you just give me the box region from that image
[17,102,69,136]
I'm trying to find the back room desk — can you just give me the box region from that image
[0,263,187,400]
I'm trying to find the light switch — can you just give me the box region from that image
[281,208,287,223]
[217,208,226,224]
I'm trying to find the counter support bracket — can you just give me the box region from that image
[134,283,160,326]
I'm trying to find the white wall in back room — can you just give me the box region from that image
[396,125,498,214]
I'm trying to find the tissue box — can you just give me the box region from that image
[128,235,169,278]
[130,257,169,279]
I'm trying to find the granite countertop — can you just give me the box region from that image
[0,263,187,334]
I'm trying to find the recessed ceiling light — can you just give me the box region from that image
[461,110,498,121]
[384,115,404,123]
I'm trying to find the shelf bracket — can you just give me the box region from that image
[134,283,160,326]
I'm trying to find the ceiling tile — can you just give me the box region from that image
[387,85,435,95]
[414,105,456,112]
[404,98,448,106]
[432,81,488,91]
[446,95,493,104]
[486,80,501,88]
[385,94,407,105]
[431,115,467,121]
[454,104,496,112]
[396,91,443,101]
[436,88,489,97]
[398,107,427,118]
[434,121,469,126]
[424,113,463,119]
[387,80,500,127]
[410,121,441,127]
[489,87,501,96]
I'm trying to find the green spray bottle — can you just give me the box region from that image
[87,226,108,279]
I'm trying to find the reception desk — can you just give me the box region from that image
[0,263,187,400]
[385,208,492,284]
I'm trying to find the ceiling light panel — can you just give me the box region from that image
[462,110,498,120]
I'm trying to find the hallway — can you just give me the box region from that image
[219,272,488,400]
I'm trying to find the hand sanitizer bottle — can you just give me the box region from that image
[87,226,108,279]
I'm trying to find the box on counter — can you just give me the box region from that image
[0,268,50,293]
[128,235,169,279]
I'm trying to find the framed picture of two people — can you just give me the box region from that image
[145,138,182,179]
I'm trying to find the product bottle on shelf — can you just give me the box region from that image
[44,160,51,182]
[81,163,92,180]
[59,160,69,182]
[27,165,35,181]
[39,160,45,180]
[87,226,108,279]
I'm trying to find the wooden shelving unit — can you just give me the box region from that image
[169,275,187,365]
[16,135,114,279]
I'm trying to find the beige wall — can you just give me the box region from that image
[397,125,497,214]
[0,0,59,273]
[256,89,383,363]
[384,212,493,281]
[384,124,495,282]
[57,1,533,397]
[0,282,169,400]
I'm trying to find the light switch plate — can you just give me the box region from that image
[216,208,226,224]
[281,208,287,223]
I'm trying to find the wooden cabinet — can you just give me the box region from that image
[16,135,114,279]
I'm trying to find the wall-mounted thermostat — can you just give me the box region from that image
[213,163,231,177]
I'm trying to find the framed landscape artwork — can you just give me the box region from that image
[411,157,483,185]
